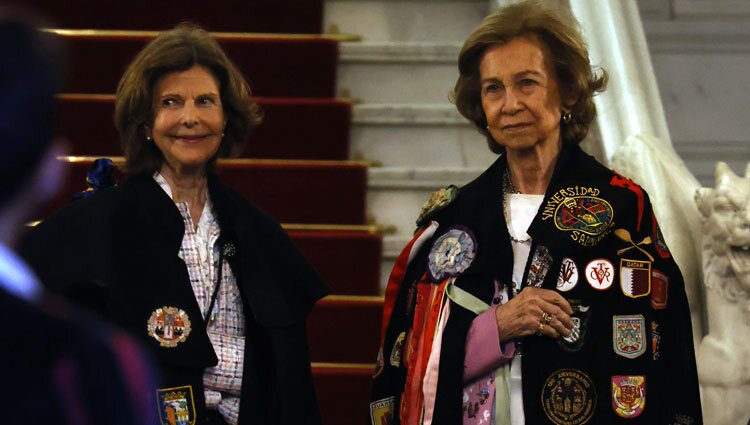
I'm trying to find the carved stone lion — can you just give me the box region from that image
[695,162,750,425]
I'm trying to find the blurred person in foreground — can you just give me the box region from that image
[0,13,156,425]
[370,1,702,424]
[20,24,328,425]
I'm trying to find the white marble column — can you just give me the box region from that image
[568,0,706,340]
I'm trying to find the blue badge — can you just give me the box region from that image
[427,227,477,282]
[156,385,196,425]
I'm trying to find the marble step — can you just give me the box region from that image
[325,0,488,42]
[350,103,492,167]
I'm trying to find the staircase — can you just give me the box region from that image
[12,1,383,423]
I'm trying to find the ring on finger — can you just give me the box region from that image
[542,312,553,324]
[536,321,545,336]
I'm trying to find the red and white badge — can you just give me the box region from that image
[147,306,192,348]
[611,375,646,418]
[556,258,579,292]
[585,259,614,290]
[620,259,651,298]
[651,269,669,309]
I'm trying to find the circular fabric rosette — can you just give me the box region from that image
[427,226,477,282]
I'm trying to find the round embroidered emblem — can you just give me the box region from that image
[556,258,579,292]
[147,306,192,347]
[585,258,614,290]
[541,368,596,425]
[553,196,613,236]
[427,227,477,282]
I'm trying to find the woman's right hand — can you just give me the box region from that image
[494,286,574,341]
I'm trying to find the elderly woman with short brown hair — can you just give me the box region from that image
[21,24,327,425]
[371,1,702,424]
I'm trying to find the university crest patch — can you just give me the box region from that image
[541,186,614,247]
[541,369,596,425]
[156,385,196,425]
[147,306,192,347]
[611,375,646,418]
[613,315,646,359]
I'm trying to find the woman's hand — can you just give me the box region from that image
[494,287,574,341]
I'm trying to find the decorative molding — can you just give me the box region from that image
[353,103,468,125]
[368,166,483,189]
[644,21,750,53]
[673,0,750,17]
[340,41,461,63]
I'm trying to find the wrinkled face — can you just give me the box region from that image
[480,36,564,153]
[697,170,750,290]
[147,65,226,173]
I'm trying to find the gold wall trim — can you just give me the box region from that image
[44,28,361,42]
[312,362,375,370]
[320,295,385,303]
[59,156,374,168]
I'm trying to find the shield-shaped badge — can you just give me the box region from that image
[527,245,553,288]
[651,270,669,309]
[370,397,395,425]
[620,259,651,298]
[613,315,646,359]
[558,300,590,352]
[611,375,646,418]
[390,332,406,367]
[156,385,196,425]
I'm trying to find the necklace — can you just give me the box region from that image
[502,168,532,244]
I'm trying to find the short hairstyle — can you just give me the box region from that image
[114,23,262,175]
[452,0,607,154]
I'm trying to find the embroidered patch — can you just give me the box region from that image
[373,347,384,378]
[613,315,646,359]
[147,306,192,348]
[370,396,395,425]
[652,320,662,361]
[557,258,579,292]
[390,332,405,367]
[611,375,646,418]
[541,368,596,425]
[585,259,614,290]
[620,259,651,298]
[416,185,459,228]
[527,245,553,288]
[651,269,669,309]
[541,186,614,247]
[427,227,477,281]
[558,301,590,352]
[652,215,671,259]
[156,385,196,425]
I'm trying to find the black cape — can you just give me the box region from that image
[372,144,702,424]
[20,172,329,425]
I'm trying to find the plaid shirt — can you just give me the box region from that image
[156,174,244,425]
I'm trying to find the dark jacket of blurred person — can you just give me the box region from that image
[0,13,157,425]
